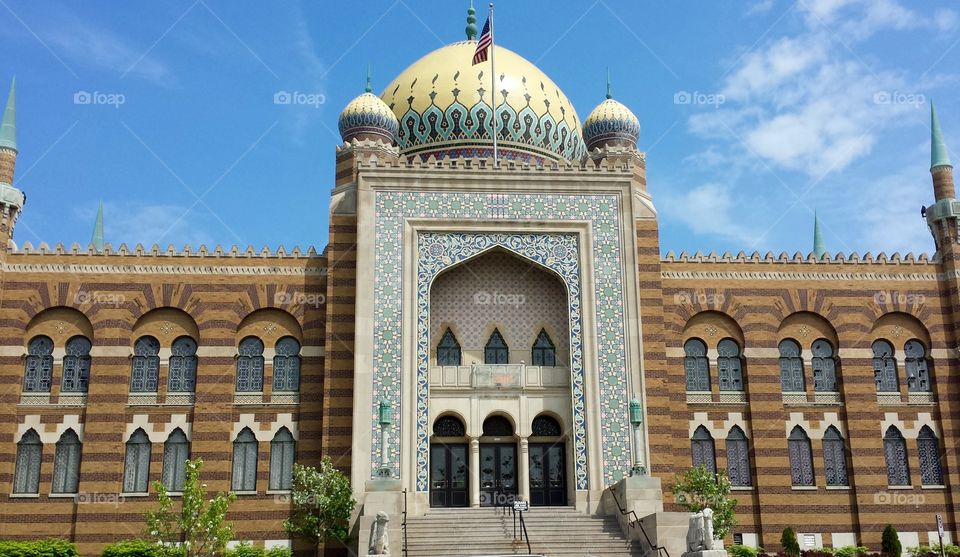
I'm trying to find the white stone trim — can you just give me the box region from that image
[690,412,750,439]
[785,411,844,440]
[662,270,937,282]
[232,412,298,442]
[125,414,191,443]
[880,412,938,439]
[2,262,323,276]
[18,414,84,444]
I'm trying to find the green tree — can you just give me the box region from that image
[882,525,902,557]
[145,458,236,557]
[283,459,356,556]
[781,527,800,556]
[670,465,738,540]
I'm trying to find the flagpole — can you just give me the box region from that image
[489,2,498,164]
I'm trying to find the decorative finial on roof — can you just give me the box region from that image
[91,202,104,253]
[365,64,373,93]
[813,210,825,259]
[466,1,478,40]
[606,67,613,100]
[0,77,16,153]
[931,101,952,170]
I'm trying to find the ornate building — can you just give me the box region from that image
[0,9,956,557]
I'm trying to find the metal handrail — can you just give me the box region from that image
[401,488,408,556]
[509,505,532,555]
[607,485,671,557]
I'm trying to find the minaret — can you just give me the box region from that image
[91,202,104,252]
[0,78,24,252]
[813,211,826,259]
[925,103,956,249]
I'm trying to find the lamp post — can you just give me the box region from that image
[377,399,394,478]
[629,398,647,476]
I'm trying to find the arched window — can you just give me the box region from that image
[270,427,295,490]
[23,335,54,392]
[162,428,189,492]
[873,340,898,392]
[436,329,461,366]
[917,426,943,486]
[532,415,563,437]
[811,339,837,392]
[168,337,198,393]
[725,426,750,486]
[779,339,804,392]
[232,427,258,491]
[884,426,910,486]
[61,336,92,393]
[788,426,814,486]
[131,336,160,392]
[13,429,42,494]
[273,337,301,392]
[482,415,514,437]
[236,337,265,392]
[717,339,743,391]
[52,429,82,493]
[484,329,508,364]
[691,426,716,474]
[123,429,151,493]
[433,416,466,437]
[904,340,930,392]
[531,329,556,367]
[684,339,709,391]
[822,426,848,487]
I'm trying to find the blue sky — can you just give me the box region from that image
[1,0,958,256]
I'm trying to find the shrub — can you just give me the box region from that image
[834,546,870,557]
[882,525,901,557]
[0,539,78,557]
[100,540,183,557]
[670,465,738,540]
[802,550,834,557]
[225,544,291,557]
[729,545,763,557]
[908,544,960,557]
[782,528,801,557]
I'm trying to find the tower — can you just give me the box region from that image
[925,103,956,249]
[813,211,826,259]
[91,202,104,252]
[0,78,24,252]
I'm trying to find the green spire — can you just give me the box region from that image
[0,77,15,152]
[931,102,952,170]
[606,68,613,100]
[813,211,825,259]
[91,202,104,252]
[465,1,478,40]
[365,64,372,93]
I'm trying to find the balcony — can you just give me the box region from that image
[429,363,570,390]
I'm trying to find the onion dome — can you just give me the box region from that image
[338,68,399,144]
[380,30,586,163]
[582,71,640,151]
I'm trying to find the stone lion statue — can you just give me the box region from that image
[685,507,715,553]
[368,511,390,555]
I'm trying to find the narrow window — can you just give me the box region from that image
[484,329,509,364]
[123,429,151,493]
[684,339,709,391]
[232,427,258,491]
[13,429,42,494]
[883,426,910,486]
[168,337,198,393]
[131,336,161,392]
[811,339,837,392]
[872,340,898,392]
[788,426,814,486]
[52,429,82,494]
[436,329,462,366]
[917,426,943,486]
[269,427,295,490]
[236,337,265,392]
[162,428,190,492]
[273,337,301,392]
[904,339,930,392]
[23,336,54,393]
[61,336,92,393]
[726,426,750,487]
[531,329,556,367]
[717,338,743,391]
[779,339,804,392]
[691,425,717,475]
[822,426,848,486]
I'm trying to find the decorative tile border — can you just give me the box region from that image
[371,191,632,489]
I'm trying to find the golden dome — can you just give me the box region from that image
[338,91,399,144]
[381,41,586,162]
[583,98,640,151]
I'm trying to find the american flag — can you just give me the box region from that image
[472,17,492,65]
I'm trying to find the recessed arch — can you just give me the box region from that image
[132,307,199,344]
[237,308,302,344]
[871,312,931,350]
[26,307,94,343]
[681,310,744,348]
[778,311,839,349]
[432,414,467,437]
[481,413,516,437]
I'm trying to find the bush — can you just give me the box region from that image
[782,528,801,557]
[834,547,870,557]
[882,526,901,557]
[908,545,960,557]
[101,540,184,557]
[225,544,291,557]
[729,545,763,557]
[0,539,78,557]
[802,551,833,557]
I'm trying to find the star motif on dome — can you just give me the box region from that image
[477,87,486,98]
[452,87,460,99]
[406,95,415,107]
[429,91,437,103]
[524,93,532,104]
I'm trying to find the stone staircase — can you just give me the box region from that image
[404,507,641,557]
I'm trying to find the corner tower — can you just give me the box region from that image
[925,103,956,249]
[0,78,24,252]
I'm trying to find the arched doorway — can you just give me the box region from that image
[480,415,517,507]
[430,415,469,507]
[528,414,567,506]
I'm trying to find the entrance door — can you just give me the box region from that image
[430,444,468,507]
[529,443,567,506]
[480,443,517,506]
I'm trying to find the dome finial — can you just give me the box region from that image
[606,67,612,100]
[365,64,372,93]
[466,1,478,40]
[931,101,952,170]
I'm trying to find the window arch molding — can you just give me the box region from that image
[432,414,467,437]
[481,413,516,437]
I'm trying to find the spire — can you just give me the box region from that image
[465,1,478,40]
[606,68,613,100]
[91,202,104,252]
[365,64,372,93]
[931,102,952,170]
[0,77,15,152]
[813,211,825,259]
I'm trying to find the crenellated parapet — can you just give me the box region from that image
[11,242,321,258]
[663,250,934,265]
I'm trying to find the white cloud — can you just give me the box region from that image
[660,183,759,245]
[854,166,934,254]
[76,202,215,248]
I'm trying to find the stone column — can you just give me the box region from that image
[470,437,480,507]
[519,437,530,503]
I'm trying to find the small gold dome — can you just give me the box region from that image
[583,98,640,150]
[338,92,399,144]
